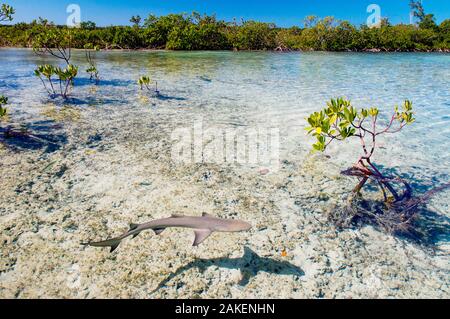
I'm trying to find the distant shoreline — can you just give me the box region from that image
[2,13,450,52]
[1,46,449,53]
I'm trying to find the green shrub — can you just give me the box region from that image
[138,76,159,96]
[231,21,277,50]
[0,95,8,118]
[35,64,78,98]
[306,97,415,201]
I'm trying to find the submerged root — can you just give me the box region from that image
[274,45,292,52]
[329,172,450,243]
[2,126,31,139]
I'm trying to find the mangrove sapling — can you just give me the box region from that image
[85,44,100,84]
[33,28,73,65]
[86,65,100,84]
[33,27,80,98]
[35,65,57,96]
[34,64,79,99]
[0,95,8,118]
[138,76,160,96]
[306,98,449,235]
[55,64,79,98]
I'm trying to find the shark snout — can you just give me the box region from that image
[215,219,252,232]
[231,220,252,232]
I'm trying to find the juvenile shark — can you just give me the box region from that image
[83,213,252,252]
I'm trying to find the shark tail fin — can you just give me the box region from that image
[84,237,122,253]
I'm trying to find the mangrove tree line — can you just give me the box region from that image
[0,5,449,51]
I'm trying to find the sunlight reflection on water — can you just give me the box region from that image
[1,49,449,184]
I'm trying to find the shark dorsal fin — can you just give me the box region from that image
[202,213,213,217]
[171,214,184,218]
[193,229,212,246]
[129,223,140,238]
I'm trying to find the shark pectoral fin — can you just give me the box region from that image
[153,228,165,235]
[193,229,212,246]
[110,242,120,253]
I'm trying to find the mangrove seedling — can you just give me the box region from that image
[86,65,99,84]
[55,64,79,98]
[138,76,160,96]
[0,95,8,118]
[306,98,449,235]
[35,64,57,96]
[35,64,79,99]
[33,27,80,98]
[0,3,14,22]
[306,97,415,202]
[85,44,100,84]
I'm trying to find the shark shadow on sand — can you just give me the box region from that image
[151,247,304,294]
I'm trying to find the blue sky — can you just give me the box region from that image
[3,0,450,27]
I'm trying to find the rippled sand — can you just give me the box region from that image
[0,50,449,298]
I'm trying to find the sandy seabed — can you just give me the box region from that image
[1,50,449,299]
[0,102,449,299]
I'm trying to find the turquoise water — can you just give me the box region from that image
[1,49,450,298]
[1,49,449,180]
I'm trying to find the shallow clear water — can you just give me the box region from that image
[1,49,449,180]
[1,49,450,298]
